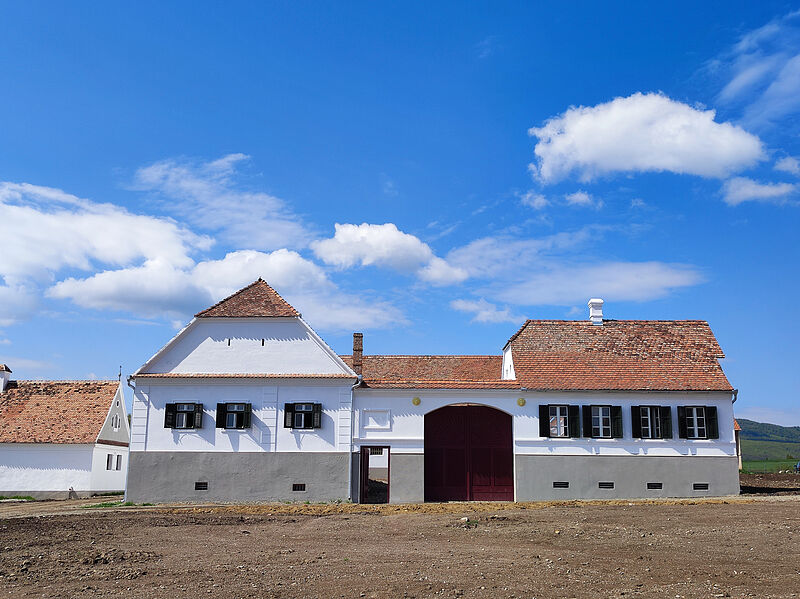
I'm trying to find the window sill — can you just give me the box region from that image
[289,428,319,433]
[220,428,251,433]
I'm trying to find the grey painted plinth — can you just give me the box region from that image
[514,455,740,501]
[389,453,424,504]
[127,451,351,503]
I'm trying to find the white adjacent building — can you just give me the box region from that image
[0,367,130,499]
[127,280,739,504]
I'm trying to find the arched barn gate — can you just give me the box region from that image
[424,405,514,501]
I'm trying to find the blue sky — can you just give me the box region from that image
[1,2,798,424]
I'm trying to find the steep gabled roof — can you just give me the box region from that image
[340,355,516,389]
[195,278,299,318]
[0,380,120,444]
[506,320,732,391]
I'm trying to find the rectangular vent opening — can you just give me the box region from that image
[552,481,569,489]
[598,481,615,489]
[195,481,208,491]
[292,483,306,492]
[693,482,709,491]
[647,482,663,490]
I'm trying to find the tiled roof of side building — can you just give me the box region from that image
[195,278,299,318]
[506,320,733,391]
[0,380,119,444]
[340,355,516,389]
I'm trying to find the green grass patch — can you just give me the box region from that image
[741,459,799,474]
[0,495,35,501]
[741,439,800,462]
[80,500,153,509]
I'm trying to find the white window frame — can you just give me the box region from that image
[175,403,198,429]
[592,405,612,438]
[686,406,707,439]
[549,405,569,438]
[640,406,662,439]
[115,454,123,471]
[293,403,314,429]
[106,454,114,470]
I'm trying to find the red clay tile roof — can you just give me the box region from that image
[0,380,118,444]
[340,355,516,389]
[506,320,732,391]
[195,278,299,318]
[0,364,11,372]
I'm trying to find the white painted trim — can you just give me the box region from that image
[134,318,196,375]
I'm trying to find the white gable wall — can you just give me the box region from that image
[90,444,128,491]
[142,318,352,375]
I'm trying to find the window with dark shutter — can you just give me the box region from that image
[589,405,612,438]
[568,405,580,438]
[706,406,719,439]
[287,403,322,429]
[194,403,204,428]
[164,403,177,428]
[548,405,569,437]
[631,406,642,438]
[611,406,623,438]
[312,403,322,428]
[216,403,251,429]
[539,404,550,438]
[215,403,226,429]
[677,406,688,439]
[581,405,592,438]
[660,406,673,439]
[284,404,294,428]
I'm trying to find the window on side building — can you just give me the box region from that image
[164,403,204,429]
[284,403,322,429]
[216,403,252,430]
[678,406,718,439]
[538,404,580,438]
[631,406,673,439]
[582,405,623,438]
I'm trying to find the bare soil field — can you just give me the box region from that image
[1,476,799,599]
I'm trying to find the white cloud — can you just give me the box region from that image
[450,298,521,324]
[519,191,549,210]
[49,250,403,331]
[311,223,467,286]
[134,154,310,249]
[564,190,603,209]
[715,10,800,127]
[775,156,800,176]
[721,177,797,206]
[494,261,703,306]
[529,92,764,183]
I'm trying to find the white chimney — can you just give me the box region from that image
[0,364,11,392]
[588,298,604,325]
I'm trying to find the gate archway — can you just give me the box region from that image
[424,405,513,501]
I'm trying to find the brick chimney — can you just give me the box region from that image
[588,298,604,325]
[0,364,11,393]
[352,333,363,376]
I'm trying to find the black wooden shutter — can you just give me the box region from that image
[242,403,252,428]
[539,404,550,437]
[582,405,593,438]
[611,406,623,438]
[216,403,226,428]
[194,403,203,428]
[312,403,322,428]
[677,406,688,439]
[631,406,642,438]
[284,404,294,428]
[706,406,719,439]
[660,406,673,439]
[568,405,580,437]
[164,403,176,428]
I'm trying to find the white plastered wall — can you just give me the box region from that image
[130,380,354,453]
[90,444,128,491]
[353,389,737,457]
[0,444,94,492]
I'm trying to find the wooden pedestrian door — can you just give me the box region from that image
[424,405,513,501]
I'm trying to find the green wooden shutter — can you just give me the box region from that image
[582,406,592,438]
[660,406,673,439]
[194,403,203,428]
[312,403,322,428]
[706,406,719,439]
[243,403,252,428]
[539,405,550,437]
[568,405,580,437]
[164,403,176,428]
[631,406,642,438]
[611,406,623,438]
[284,404,294,428]
[215,403,226,428]
[677,406,688,439]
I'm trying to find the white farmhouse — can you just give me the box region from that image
[127,280,739,503]
[0,367,130,499]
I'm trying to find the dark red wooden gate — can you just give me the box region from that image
[424,405,513,501]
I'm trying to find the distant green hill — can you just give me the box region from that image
[737,418,800,461]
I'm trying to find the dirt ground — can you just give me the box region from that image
[1,475,799,599]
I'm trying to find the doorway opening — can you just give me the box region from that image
[359,446,390,503]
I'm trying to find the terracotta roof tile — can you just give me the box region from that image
[195,279,299,318]
[507,320,732,391]
[340,355,513,389]
[0,364,11,372]
[734,419,741,431]
[0,380,118,444]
